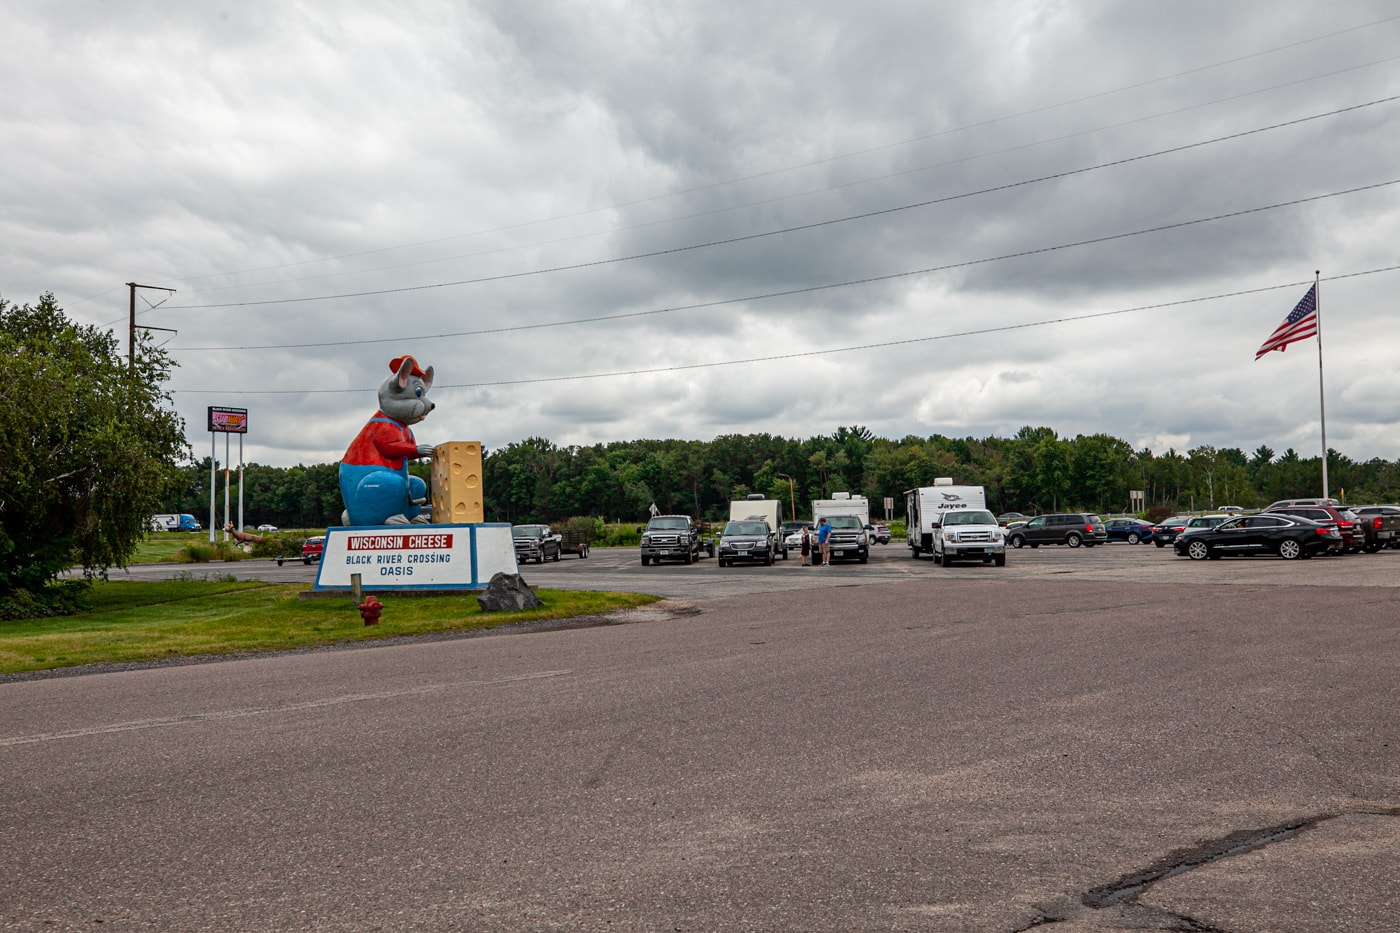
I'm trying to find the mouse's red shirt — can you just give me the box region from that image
[342,412,418,469]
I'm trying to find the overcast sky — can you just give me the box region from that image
[6,1,1400,468]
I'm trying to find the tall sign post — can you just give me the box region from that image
[208,407,249,541]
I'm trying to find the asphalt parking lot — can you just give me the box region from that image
[108,537,1400,598]
[12,541,1399,931]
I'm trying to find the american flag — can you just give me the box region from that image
[1255,283,1318,360]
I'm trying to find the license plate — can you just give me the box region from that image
[832,550,844,556]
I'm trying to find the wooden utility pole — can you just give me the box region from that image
[126,282,177,377]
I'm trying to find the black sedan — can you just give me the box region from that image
[1173,513,1341,560]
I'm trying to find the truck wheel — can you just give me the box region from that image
[641,555,650,566]
[858,552,867,564]
[554,548,561,562]
[581,545,589,558]
[942,552,956,567]
[994,554,1006,566]
[684,550,694,565]
[911,546,920,559]
[276,557,284,566]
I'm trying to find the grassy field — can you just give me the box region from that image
[0,579,659,675]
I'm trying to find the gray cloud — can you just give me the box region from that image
[4,1,1399,469]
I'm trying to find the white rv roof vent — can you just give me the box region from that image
[934,477,954,486]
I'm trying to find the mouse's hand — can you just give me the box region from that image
[415,444,435,459]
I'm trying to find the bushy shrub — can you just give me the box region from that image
[0,580,92,621]
[178,541,244,563]
[1144,505,1175,524]
[594,523,642,547]
[247,535,301,559]
[560,516,597,539]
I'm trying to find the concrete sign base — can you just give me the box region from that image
[312,523,518,592]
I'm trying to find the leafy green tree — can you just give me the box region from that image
[0,293,188,610]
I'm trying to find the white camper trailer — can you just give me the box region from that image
[729,494,786,558]
[905,479,987,557]
[811,493,871,564]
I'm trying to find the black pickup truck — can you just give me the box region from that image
[512,524,562,563]
[640,514,712,565]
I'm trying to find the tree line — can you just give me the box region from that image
[6,288,1396,617]
[161,425,1400,529]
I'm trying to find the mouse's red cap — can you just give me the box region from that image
[389,356,427,378]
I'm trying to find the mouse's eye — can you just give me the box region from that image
[414,386,424,398]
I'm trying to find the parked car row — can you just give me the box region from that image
[290,501,1398,573]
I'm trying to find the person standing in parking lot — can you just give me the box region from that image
[800,525,812,565]
[816,517,832,565]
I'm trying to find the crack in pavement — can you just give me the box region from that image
[1081,816,1331,908]
[1008,808,1400,932]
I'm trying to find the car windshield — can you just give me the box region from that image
[724,521,768,535]
[943,510,997,526]
[513,525,545,537]
[648,518,690,531]
[825,516,862,529]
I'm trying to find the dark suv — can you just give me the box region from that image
[1006,513,1108,549]
[1263,504,1363,553]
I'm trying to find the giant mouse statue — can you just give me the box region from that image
[338,355,437,525]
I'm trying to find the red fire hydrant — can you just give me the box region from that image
[359,595,383,626]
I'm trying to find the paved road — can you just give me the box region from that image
[8,546,1399,931]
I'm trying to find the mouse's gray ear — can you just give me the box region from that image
[420,365,434,392]
[395,356,416,389]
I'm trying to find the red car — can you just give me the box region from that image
[1263,505,1360,553]
[301,534,326,564]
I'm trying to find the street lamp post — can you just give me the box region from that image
[777,473,796,524]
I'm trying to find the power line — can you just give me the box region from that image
[163,96,1400,315]
[163,53,1400,300]
[145,12,1400,290]
[169,264,1400,395]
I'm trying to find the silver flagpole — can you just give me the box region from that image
[1314,270,1327,499]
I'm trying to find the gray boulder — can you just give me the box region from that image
[476,572,542,612]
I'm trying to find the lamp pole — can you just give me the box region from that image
[777,473,796,523]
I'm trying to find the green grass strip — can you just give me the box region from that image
[0,580,659,675]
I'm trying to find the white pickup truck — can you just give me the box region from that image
[931,508,1007,567]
